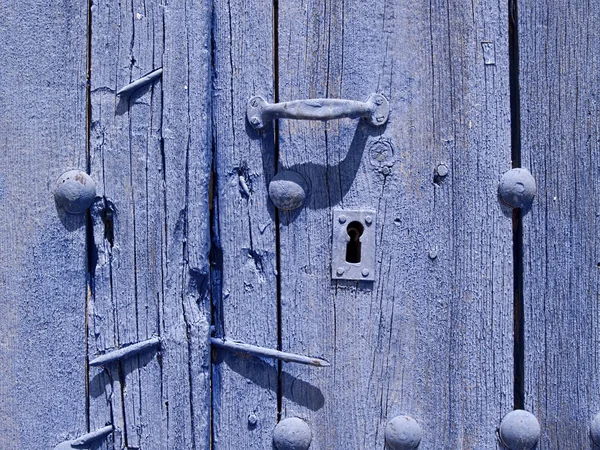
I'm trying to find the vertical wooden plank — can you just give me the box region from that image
[89,1,165,447]
[277,0,513,448]
[211,0,279,448]
[0,1,89,449]
[89,0,212,447]
[162,1,213,447]
[520,2,600,447]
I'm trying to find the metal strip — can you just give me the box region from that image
[210,337,330,367]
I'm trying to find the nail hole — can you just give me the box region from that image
[101,201,115,247]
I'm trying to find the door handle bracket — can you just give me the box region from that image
[247,94,389,129]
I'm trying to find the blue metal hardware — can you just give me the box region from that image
[332,209,376,281]
[116,68,163,96]
[89,336,161,367]
[247,94,389,130]
[210,337,330,367]
[53,425,113,450]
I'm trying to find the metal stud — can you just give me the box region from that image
[54,170,97,214]
[498,409,540,450]
[268,170,308,211]
[590,413,600,446]
[273,417,312,450]
[385,415,422,450]
[498,168,537,210]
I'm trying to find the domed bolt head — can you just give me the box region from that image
[385,415,422,450]
[590,412,600,446]
[273,417,312,450]
[268,170,308,211]
[498,168,536,210]
[499,409,540,450]
[54,169,97,214]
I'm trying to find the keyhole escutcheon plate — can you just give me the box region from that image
[332,209,376,281]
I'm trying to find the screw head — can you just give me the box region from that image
[377,115,385,123]
[428,249,438,260]
[436,163,449,177]
[273,417,312,450]
[385,415,422,450]
[498,410,540,450]
[54,170,97,214]
[361,268,370,277]
[338,215,347,224]
[250,117,260,126]
[365,216,373,225]
[336,267,345,276]
[269,170,308,211]
[591,413,600,445]
[374,96,384,106]
[498,168,537,210]
[382,166,391,175]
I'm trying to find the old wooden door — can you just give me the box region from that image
[1,0,599,449]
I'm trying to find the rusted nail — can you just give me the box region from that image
[54,170,97,214]
[89,336,160,367]
[268,170,308,211]
[117,68,163,96]
[273,417,312,450]
[498,168,537,210]
[53,425,113,450]
[498,409,540,450]
[385,415,422,450]
[210,337,330,367]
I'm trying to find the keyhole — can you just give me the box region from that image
[345,221,364,263]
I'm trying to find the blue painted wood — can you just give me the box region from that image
[276,1,514,448]
[88,0,212,448]
[520,2,600,447]
[211,0,279,447]
[0,2,89,449]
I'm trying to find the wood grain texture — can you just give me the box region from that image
[0,1,89,449]
[519,2,600,447]
[89,0,212,448]
[211,0,279,448]
[276,1,514,448]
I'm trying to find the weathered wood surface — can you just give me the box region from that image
[520,2,600,448]
[211,0,279,448]
[89,0,212,448]
[0,1,89,449]
[276,1,514,448]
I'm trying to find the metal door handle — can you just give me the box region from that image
[247,94,389,129]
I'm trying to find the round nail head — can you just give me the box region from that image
[437,164,449,177]
[591,413,600,445]
[269,171,308,211]
[499,409,540,450]
[54,170,97,214]
[361,268,370,277]
[385,415,422,450]
[498,168,537,209]
[273,417,312,450]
